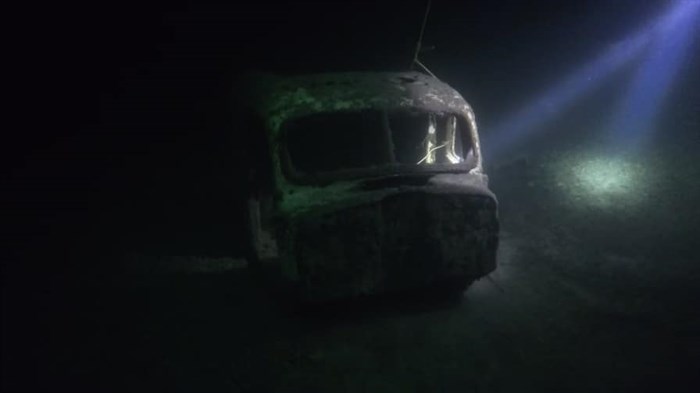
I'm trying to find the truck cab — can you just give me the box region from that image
[244,71,498,302]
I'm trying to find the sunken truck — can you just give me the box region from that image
[243,71,498,302]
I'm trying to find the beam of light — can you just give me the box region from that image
[482,1,699,160]
[482,34,650,159]
[608,1,700,149]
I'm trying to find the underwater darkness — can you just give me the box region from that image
[4,0,700,391]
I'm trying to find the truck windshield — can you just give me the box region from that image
[285,109,474,176]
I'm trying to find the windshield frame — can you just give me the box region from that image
[279,108,481,185]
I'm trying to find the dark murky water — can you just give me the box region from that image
[5,145,698,392]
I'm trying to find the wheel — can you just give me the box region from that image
[245,198,262,267]
[245,197,279,267]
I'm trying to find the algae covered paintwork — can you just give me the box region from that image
[244,71,499,301]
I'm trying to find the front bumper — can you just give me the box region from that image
[291,191,498,301]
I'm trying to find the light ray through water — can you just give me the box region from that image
[483,1,700,160]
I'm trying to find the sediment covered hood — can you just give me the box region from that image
[249,71,474,129]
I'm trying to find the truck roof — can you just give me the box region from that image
[248,71,473,130]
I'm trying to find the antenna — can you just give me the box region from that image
[412,0,436,77]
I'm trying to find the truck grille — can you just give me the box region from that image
[295,192,498,299]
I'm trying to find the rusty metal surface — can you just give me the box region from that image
[245,71,499,301]
[293,191,498,301]
[249,72,474,132]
